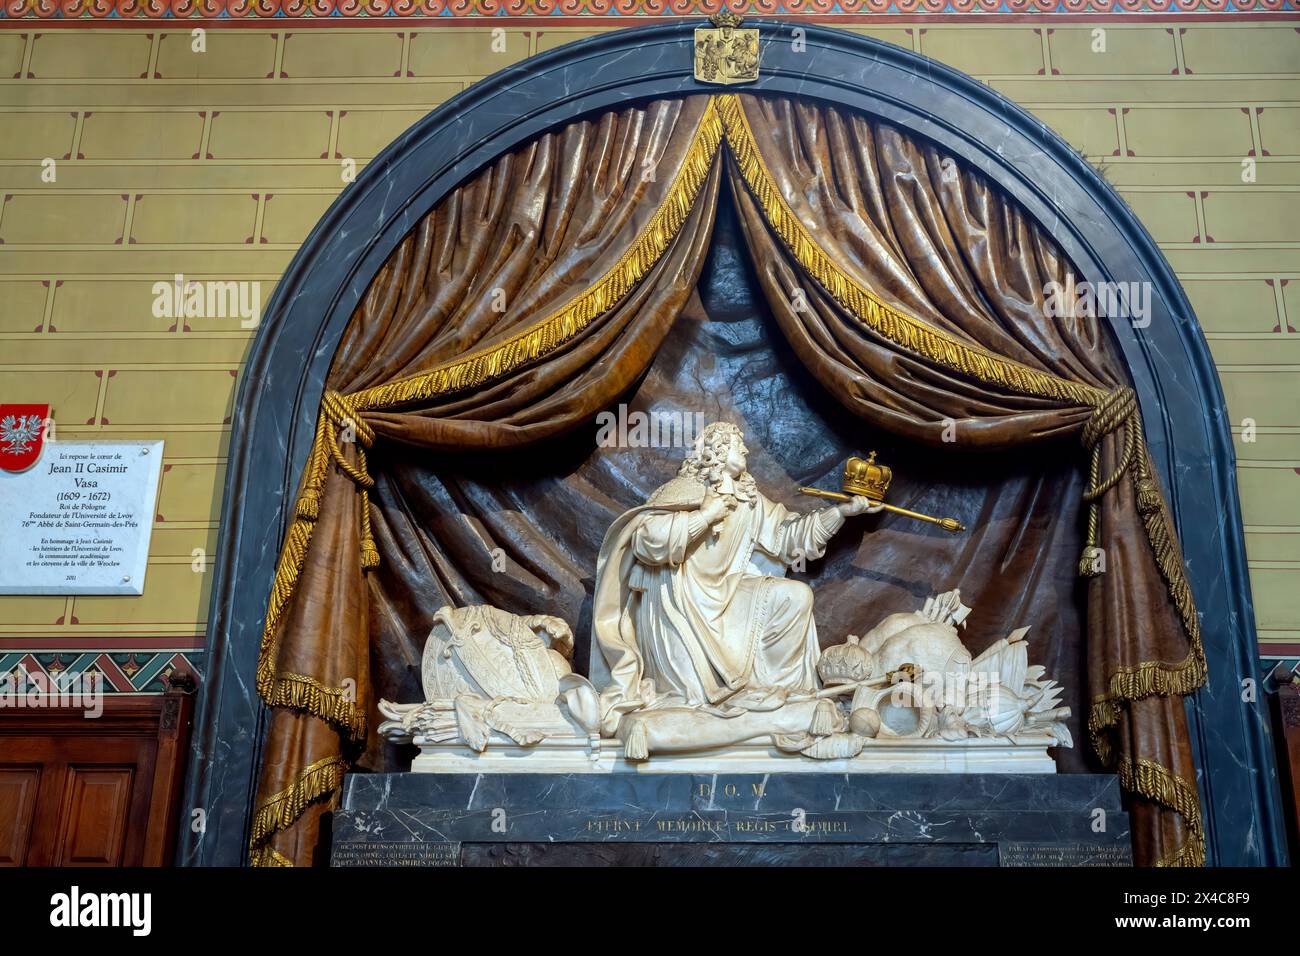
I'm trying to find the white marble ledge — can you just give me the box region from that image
[410,735,1059,775]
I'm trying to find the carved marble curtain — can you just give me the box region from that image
[722,94,1205,866]
[249,93,1206,868]
[250,95,723,866]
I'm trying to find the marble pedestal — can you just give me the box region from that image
[410,737,1059,774]
[330,772,1132,867]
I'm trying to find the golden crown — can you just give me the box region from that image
[709,10,745,28]
[842,452,892,501]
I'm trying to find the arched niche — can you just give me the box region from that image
[179,20,1289,866]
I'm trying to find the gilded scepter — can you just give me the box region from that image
[798,452,966,534]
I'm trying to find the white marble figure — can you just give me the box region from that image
[378,605,601,754]
[590,421,881,736]
[378,422,1073,774]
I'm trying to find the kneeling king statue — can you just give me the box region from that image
[381,421,1071,771]
[591,421,880,730]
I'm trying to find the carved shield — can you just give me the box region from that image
[422,605,561,703]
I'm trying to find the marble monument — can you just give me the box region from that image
[380,422,1071,774]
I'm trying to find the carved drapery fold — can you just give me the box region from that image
[722,92,1204,866]
[249,92,1206,867]
[250,95,725,865]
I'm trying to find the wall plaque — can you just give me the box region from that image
[0,440,164,595]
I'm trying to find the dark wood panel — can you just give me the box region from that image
[0,678,195,867]
[0,768,41,866]
[58,768,135,866]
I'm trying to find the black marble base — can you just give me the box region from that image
[331,772,1132,867]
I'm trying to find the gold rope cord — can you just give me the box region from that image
[719,91,1208,863]
[348,96,726,413]
[1086,445,1209,768]
[249,97,727,864]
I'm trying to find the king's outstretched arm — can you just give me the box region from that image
[764,494,885,566]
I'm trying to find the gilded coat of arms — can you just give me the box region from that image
[693,12,759,86]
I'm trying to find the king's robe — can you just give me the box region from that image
[592,475,844,732]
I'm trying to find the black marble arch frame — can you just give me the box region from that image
[178,21,1289,866]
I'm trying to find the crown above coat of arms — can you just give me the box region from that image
[842,452,892,501]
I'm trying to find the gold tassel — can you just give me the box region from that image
[358,453,379,571]
[1078,502,1102,578]
[1135,478,1161,515]
[1132,441,1163,514]
[810,699,838,736]
[293,411,332,522]
[295,488,321,521]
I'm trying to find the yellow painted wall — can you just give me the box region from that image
[0,21,1296,668]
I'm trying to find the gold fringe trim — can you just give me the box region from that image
[248,98,728,857]
[1161,830,1208,868]
[256,100,725,720]
[1133,455,1208,692]
[717,93,1107,409]
[720,90,1208,704]
[255,390,377,736]
[249,845,292,868]
[261,672,366,743]
[721,91,1209,862]
[255,517,317,702]
[248,754,347,855]
[1087,446,1208,758]
[1118,756,1206,867]
[1088,650,1208,747]
[348,96,726,413]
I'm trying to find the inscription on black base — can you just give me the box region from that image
[331,772,1132,867]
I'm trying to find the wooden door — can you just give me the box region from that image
[0,683,194,867]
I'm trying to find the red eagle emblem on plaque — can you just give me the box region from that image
[0,404,49,473]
